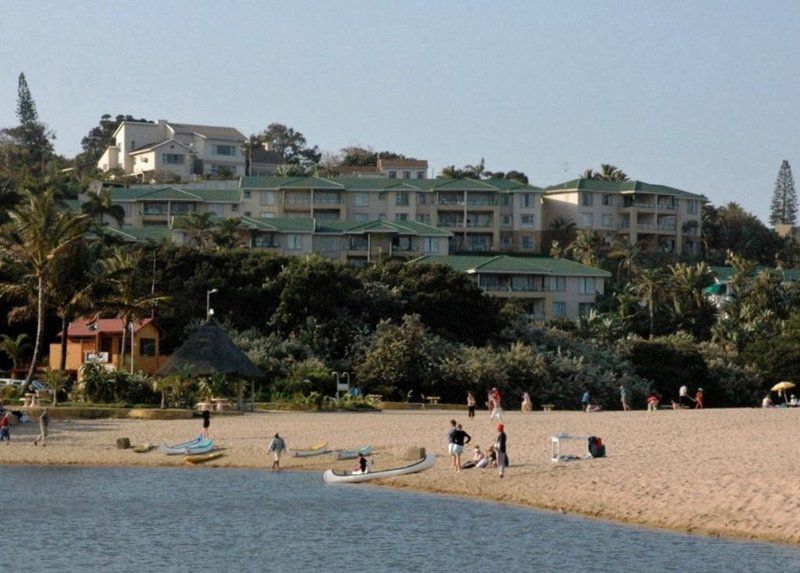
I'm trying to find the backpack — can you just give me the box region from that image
[588,436,606,458]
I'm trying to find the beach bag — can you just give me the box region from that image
[588,436,606,458]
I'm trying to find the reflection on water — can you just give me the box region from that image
[0,466,798,572]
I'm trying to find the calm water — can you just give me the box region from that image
[0,466,798,572]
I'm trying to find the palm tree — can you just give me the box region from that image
[99,250,170,373]
[668,262,713,316]
[550,216,577,246]
[174,211,215,251]
[631,267,663,337]
[81,188,125,228]
[0,187,89,391]
[568,229,603,267]
[598,163,629,181]
[608,239,642,282]
[211,217,242,250]
[0,333,32,369]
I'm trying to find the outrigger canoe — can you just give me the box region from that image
[160,437,214,455]
[292,442,330,458]
[185,452,224,464]
[323,453,436,484]
[133,443,154,453]
[331,445,373,460]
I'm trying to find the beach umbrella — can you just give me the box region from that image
[770,381,795,404]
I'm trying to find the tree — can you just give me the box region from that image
[0,333,31,369]
[581,164,628,181]
[631,267,663,337]
[173,212,215,251]
[210,217,242,249]
[702,202,784,264]
[608,239,641,283]
[77,114,152,164]
[568,229,603,267]
[0,187,89,390]
[81,188,125,228]
[550,216,577,247]
[769,160,797,227]
[257,123,321,171]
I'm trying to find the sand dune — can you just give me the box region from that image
[1,407,798,545]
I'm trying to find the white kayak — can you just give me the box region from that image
[161,438,213,455]
[323,453,436,484]
[292,442,330,458]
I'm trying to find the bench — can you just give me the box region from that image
[427,396,441,405]
[542,404,555,412]
[210,398,232,411]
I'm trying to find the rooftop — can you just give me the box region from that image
[409,255,611,277]
[545,178,705,200]
[240,176,541,193]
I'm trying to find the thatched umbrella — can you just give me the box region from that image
[156,320,264,410]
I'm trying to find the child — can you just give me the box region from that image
[0,411,10,443]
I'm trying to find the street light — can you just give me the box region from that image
[206,288,219,320]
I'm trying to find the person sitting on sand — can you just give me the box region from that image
[461,445,484,470]
[647,392,660,412]
[789,395,798,407]
[586,402,603,413]
[486,445,497,468]
[762,395,774,408]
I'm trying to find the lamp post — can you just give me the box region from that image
[206,288,218,321]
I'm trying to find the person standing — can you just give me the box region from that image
[33,408,49,446]
[620,385,630,411]
[201,406,211,438]
[267,433,287,471]
[466,392,476,419]
[521,392,532,413]
[581,388,590,412]
[452,424,471,471]
[678,385,694,408]
[695,388,704,409]
[447,419,458,470]
[0,411,10,444]
[489,388,504,422]
[495,424,507,478]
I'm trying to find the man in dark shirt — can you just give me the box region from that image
[495,424,507,478]
[452,423,471,471]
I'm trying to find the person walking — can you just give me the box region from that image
[521,392,532,413]
[679,385,694,408]
[489,388,504,422]
[466,392,476,419]
[695,388,704,409]
[33,408,49,446]
[267,433,287,471]
[0,411,10,444]
[495,424,507,478]
[581,387,590,412]
[619,385,630,411]
[451,424,471,471]
[201,406,211,438]
[447,419,458,470]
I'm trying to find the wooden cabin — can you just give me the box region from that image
[49,317,168,378]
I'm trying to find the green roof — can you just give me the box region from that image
[103,225,173,242]
[238,216,315,233]
[544,178,705,200]
[409,255,610,277]
[240,176,541,193]
[238,217,450,237]
[710,265,800,283]
[108,183,241,203]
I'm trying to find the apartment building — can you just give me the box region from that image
[542,179,704,255]
[96,120,248,180]
[337,158,429,179]
[239,175,543,253]
[410,255,610,321]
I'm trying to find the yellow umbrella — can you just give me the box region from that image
[771,381,796,404]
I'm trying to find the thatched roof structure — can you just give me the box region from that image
[156,320,264,379]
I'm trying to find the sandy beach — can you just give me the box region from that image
[1,407,798,545]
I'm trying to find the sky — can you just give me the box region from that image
[1,0,799,222]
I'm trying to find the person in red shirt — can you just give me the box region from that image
[0,411,11,443]
[695,388,704,409]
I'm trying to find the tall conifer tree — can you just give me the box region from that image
[769,160,797,226]
[16,73,38,125]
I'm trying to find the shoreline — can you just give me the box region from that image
[1,408,798,546]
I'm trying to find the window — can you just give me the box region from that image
[581,213,593,227]
[130,140,135,150]
[139,338,156,357]
[388,170,397,179]
[521,236,535,250]
[511,276,533,292]
[498,195,510,206]
[349,237,369,250]
[259,212,275,218]
[394,213,409,222]
[243,190,251,199]
[260,191,275,206]
[170,203,193,216]
[210,164,235,175]
[579,302,594,316]
[501,234,512,247]
[143,203,167,216]
[422,237,439,254]
[552,301,567,318]
[522,193,534,208]
[286,234,303,250]
[521,214,535,227]
[578,277,596,294]
[403,171,411,179]
[395,192,409,206]
[354,213,369,222]
[581,192,593,206]
[417,192,428,205]
[417,171,425,179]
[547,276,566,292]
[687,200,698,215]
[253,233,279,248]
[415,214,431,224]
[601,214,614,228]
[392,236,412,251]
[215,144,236,156]
[244,211,251,217]
[162,153,185,165]
[378,213,386,220]
[354,193,369,207]
[601,194,613,206]
[501,215,512,227]
[320,236,339,253]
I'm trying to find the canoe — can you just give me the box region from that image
[160,438,213,455]
[332,445,373,460]
[185,451,224,464]
[159,435,203,453]
[132,443,154,453]
[292,442,330,458]
[323,453,437,484]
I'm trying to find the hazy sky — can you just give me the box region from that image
[2,0,798,222]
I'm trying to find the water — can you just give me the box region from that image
[0,466,798,573]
